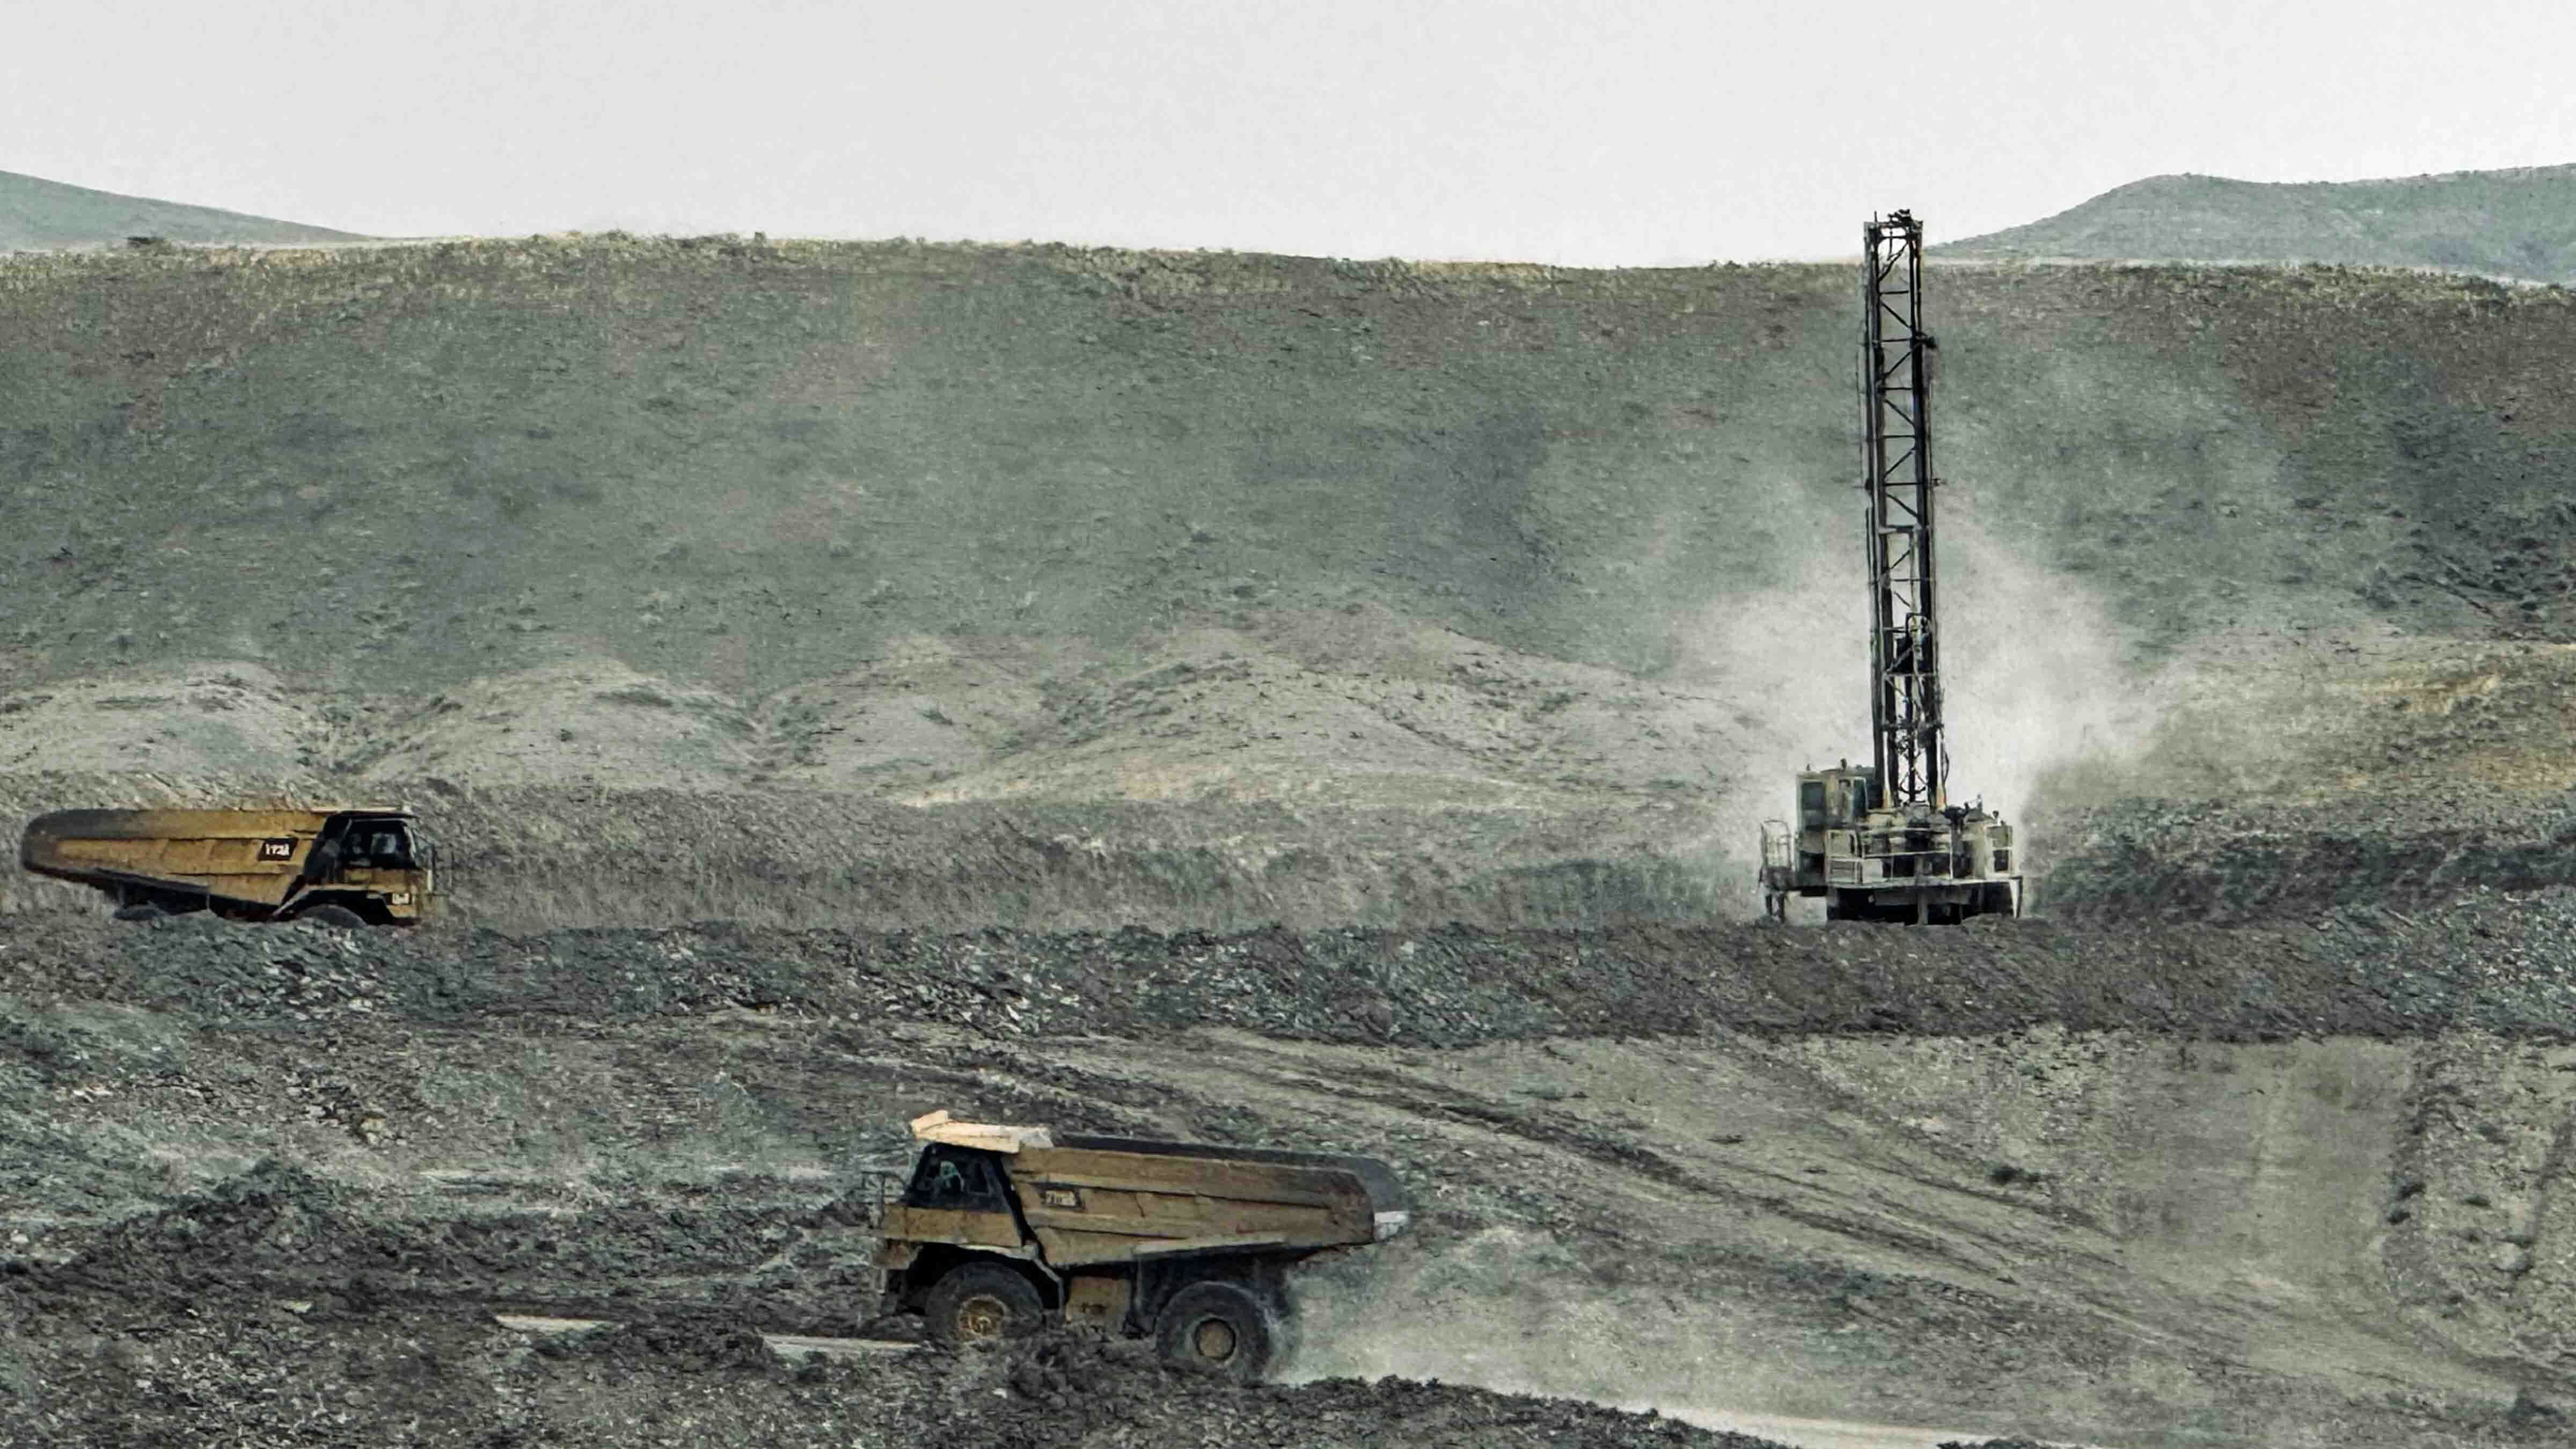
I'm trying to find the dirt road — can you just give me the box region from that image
[495,1315,2068,1448]
[1680,1408,2093,1449]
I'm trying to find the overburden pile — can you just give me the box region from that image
[10,897,2576,1047]
[3,1233,1772,1449]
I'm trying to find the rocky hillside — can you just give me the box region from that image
[2,235,2571,923]
[1941,164,2576,283]
[0,168,366,251]
[8,237,2570,686]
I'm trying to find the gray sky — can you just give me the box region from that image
[14,0,2574,264]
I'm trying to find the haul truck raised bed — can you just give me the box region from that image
[874,1110,1409,1380]
[20,807,436,926]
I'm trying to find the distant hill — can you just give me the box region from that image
[0,167,367,250]
[1939,164,2576,284]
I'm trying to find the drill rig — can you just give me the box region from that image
[1758,210,2021,924]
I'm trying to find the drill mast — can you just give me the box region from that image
[1754,209,2020,925]
[1860,210,1945,813]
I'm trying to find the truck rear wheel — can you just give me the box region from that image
[1155,1280,1290,1381]
[112,902,166,923]
[922,1262,1044,1346]
[292,904,368,930]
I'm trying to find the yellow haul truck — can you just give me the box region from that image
[19,807,436,927]
[875,1110,1410,1380]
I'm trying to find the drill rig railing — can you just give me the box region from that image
[1861,209,1945,813]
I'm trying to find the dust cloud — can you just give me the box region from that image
[1668,482,2171,909]
[1282,1227,1759,1407]
[1283,1230,2038,1448]
[1940,517,2169,823]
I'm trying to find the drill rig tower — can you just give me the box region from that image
[1758,211,2021,924]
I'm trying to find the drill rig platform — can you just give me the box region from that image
[1758,210,2022,925]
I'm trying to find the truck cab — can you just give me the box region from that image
[309,813,436,923]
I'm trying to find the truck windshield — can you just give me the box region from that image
[345,822,415,869]
[905,1146,1011,1213]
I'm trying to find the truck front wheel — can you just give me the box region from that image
[292,904,368,930]
[922,1262,1044,1346]
[1155,1280,1290,1381]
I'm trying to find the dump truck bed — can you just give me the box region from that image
[21,808,343,909]
[1050,1135,1409,1217]
[1002,1134,1411,1268]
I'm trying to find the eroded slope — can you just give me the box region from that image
[5,237,2575,919]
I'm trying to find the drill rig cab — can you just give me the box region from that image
[1757,209,2021,925]
[1759,761,2017,923]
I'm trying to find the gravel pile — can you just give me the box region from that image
[14,1155,816,1322]
[0,1267,1774,1449]
[8,900,2576,1048]
[2039,793,2576,925]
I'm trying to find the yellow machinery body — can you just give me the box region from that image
[20,807,436,926]
[872,1110,1407,1352]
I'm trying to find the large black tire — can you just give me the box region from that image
[292,904,368,930]
[921,1262,1045,1347]
[1155,1280,1291,1381]
[112,902,166,923]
